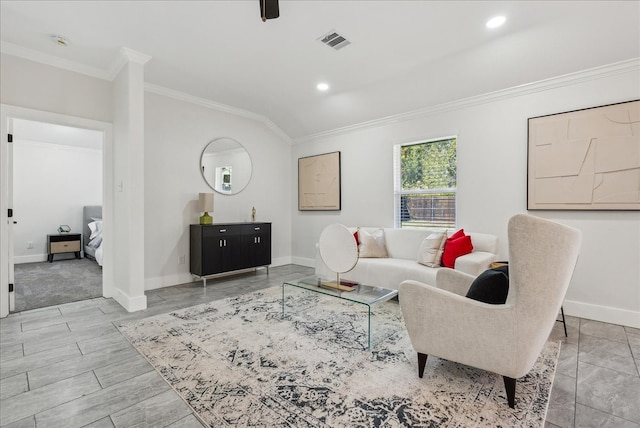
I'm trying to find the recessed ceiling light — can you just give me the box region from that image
[51,34,70,47]
[486,16,506,29]
[317,82,329,91]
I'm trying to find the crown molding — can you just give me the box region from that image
[144,83,293,144]
[1,42,152,82]
[0,41,111,80]
[108,47,152,79]
[294,58,640,144]
[1,41,291,142]
[120,47,152,65]
[3,39,635,146]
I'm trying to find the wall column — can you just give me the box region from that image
[111,48,151,311]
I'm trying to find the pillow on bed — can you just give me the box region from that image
[88,220,103,239]
[88,233,102,249]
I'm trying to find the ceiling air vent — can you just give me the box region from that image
[319,31,351,50]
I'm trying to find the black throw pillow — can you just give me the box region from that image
[465,265,509,304]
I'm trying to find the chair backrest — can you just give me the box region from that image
[507,214,581,373]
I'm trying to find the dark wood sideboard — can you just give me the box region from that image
[190,222,271,285]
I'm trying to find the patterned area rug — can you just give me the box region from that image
[117,286,559,427]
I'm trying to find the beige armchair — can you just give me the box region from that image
[398,214,581,408]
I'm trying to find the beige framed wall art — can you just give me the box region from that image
[298,151,341,211]
[527,100,640,210]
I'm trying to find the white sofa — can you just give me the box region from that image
[315,227,498,291]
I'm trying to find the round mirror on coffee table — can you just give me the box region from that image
[318,224,358,287]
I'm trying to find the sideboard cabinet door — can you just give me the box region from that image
[242,223,272,269]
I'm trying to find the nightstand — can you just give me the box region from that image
[47,233,82,262]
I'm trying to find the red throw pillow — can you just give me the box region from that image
[448,228,465,241]
[440,228,466,266]
[353,231,360,245]
[442,235,473,268]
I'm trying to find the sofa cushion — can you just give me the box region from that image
[467,232,498,254]
[465,265,509,304]
[383,228,435,259]
[358,228,389,258]
[417,232,447,267]
[341,258,439,291]
[442,234,473,268]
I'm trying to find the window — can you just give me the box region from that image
[394,137,457,229]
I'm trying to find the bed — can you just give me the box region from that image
[83,205,103,266]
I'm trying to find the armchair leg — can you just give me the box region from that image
[503,376,516,408]
[418,353,428,378]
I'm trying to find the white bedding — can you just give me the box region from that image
[87,219,103,266]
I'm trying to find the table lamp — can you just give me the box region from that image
[199,193,214,225]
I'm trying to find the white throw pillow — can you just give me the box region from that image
[358,228,389,258]
[88,220,103,240]
[417,232,447,267]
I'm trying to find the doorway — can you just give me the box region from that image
[1,105,114,317]
[11,119,103,311]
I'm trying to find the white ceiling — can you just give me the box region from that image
[1,1,639,141]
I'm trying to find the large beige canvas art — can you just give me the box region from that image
[528,100,640,210]
[298,151,341,211]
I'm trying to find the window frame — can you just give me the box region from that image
[393,136,457,229]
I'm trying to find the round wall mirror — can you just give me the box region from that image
[200,137,252,195]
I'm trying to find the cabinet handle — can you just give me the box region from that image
[258,237,261,244]
[219,240,223,248]
[219,229,227,233]
[254,227,260,230]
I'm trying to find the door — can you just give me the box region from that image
[200,225,244,275]
[10,117,104,312]
[7,130,15,312]
[243,223,271,268]
[0,107,112,317]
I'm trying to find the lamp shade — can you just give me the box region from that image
[199,193,214,212]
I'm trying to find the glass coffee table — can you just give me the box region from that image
[282,275,399,349]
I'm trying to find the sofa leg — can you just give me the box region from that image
[503,376,516,408]
[418,353,428,378]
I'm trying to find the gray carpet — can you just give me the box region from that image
[14,258,102,312]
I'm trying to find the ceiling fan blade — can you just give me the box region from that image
[260,0,279,21]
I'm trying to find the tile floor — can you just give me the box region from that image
[0,264,638,428]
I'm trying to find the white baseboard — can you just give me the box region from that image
[14,252,87,264]
[291,256,314,268]
[113,287,147,312]
[144,258,294,291]
[271,256,293,267]
[145,273,195,291]
[14,254,47,264]
[563,299,640,329]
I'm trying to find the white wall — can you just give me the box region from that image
[0,54,112,122]
[13,140,102,263]
[292,61,640,328]
[143,92,293,290]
